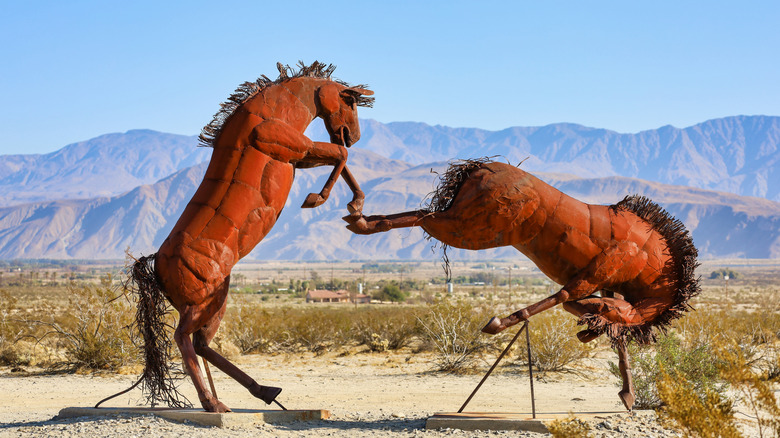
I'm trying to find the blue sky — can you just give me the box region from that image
[1,1,778,155]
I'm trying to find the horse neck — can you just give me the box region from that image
[252,78,326,132]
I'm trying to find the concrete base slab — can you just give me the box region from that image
[426,411,635,432]
[57,407,329,428]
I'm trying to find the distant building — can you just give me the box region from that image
[305,289,371,304]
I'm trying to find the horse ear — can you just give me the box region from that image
[343,87,374,96]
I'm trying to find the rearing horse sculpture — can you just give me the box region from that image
[345,159,699,411]
[128,62,373,413]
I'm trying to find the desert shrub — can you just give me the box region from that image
[717,344,780,438]
[546,414,592,438]
[656,365,740,438]
[34,276,136,371]
[763,344,780,382]
[514,310,592,372]
[224,304,352,354]
[282,307,353,354]
[0,291,19,361]
[0,290,31,366]
[353,308,419,352]
[674,308,780,374]
[416,300,500,373]
[609,333,726,409]
[223,299,287,354]
[658,343,780,438]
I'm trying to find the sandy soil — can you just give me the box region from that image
[0,350,691,437]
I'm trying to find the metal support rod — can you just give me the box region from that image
[525,322,536,419]
[458,322,527,413]
[203,358,218,400]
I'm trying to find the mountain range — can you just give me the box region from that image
[0,115,778,260]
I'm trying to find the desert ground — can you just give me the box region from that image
[1,351,682,437]
[0,258,777,437]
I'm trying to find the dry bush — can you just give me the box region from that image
[717,344,780,438]
[224,303,420,355]
[353,307,419,352]
[657,342,780,438]
[609,333,725,409]
[29,277,137,371]
[282,307,353,354]
[656,365,741,438]
[223,299,288,354]
[514,310,592,372]
[675,308,780,379]
[416,300,500,373]
[546,414,593,438]
[0,290,27,365]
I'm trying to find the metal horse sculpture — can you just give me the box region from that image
[345,159,699,411]
[128,62,373,413]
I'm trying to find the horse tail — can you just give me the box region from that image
[95,253,190,408]
[423,157,497,280]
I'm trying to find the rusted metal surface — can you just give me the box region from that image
[346,159,700,411]
[123,62,373,412]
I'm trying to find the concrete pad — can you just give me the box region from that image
[57,407,329,428]
[426,411,636,432]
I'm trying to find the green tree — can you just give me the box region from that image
[376,282,408,302]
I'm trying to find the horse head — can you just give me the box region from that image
[316,82,373,147]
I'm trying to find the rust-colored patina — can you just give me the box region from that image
[346,159,699,411]
[129,62,373,413]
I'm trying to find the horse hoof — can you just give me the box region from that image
[202,398,231,413]
[576,329,600,343]
[482,317,505,335]
[249,383,282,405]
[347,199,363,215]
[301,193,326,208]
[619,390,635,411]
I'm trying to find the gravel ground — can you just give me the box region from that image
[0,352,692,437]
[2,409,683,438]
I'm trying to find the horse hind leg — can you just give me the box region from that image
[344,210,427,235]
[192,281,282,407]
[174,302,231,413]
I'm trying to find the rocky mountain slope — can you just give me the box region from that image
[309,115,780,201]
[0,130,209,206]
[1,115,778,260]
[0,153,777,259]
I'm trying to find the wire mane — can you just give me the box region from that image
[198,61,374,148]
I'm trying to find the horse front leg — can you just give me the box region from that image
[616,341,636,411]
[301,158,346,208]
[482,278,599,334]
[298,141,365,211]
[339,165,364,216]
[483,241,645,334]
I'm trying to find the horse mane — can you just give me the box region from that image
[198,60,374,148]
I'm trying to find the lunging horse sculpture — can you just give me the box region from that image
[345,159,699,410]
[127,62,373,412]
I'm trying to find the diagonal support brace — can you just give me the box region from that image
[458,321,535,418]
